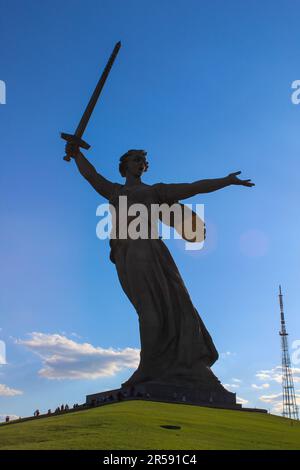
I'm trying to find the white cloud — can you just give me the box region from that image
[291,368,300,383]
[255,367,281,383]
[255,366,300,384]
[253,365,300,415]
[220,351,236,359]
[0,384,23,397]
[270,401,284,414]
[17,332,140,380]
[258,392,300,415]
[236,396,248,405]
[70,332,82,339]
[224,383,240,390]
[256,366,300,384]
[223,377,242,391]
[259,393,282,403]
[251,383,270,390]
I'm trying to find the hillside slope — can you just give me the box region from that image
[0,401,299,450]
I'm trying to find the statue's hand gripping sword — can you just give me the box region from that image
[61,41,121,161]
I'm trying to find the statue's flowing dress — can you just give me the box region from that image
[104,181,220,389]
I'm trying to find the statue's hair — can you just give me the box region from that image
[119,149,149,177]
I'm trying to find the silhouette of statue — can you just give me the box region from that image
[66,143,254,401]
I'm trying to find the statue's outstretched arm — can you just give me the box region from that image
[65,143,116,200]
[158,171,254,201]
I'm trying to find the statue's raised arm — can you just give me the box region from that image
[65,142,117,200]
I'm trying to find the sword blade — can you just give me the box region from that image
[75,41,121,138]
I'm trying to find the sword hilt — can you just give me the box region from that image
[61,132,91,162]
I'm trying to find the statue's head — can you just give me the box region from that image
[119,149,149,178]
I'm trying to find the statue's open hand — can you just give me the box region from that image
[228,171,255,187]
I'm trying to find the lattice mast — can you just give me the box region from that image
[278,285,299,420]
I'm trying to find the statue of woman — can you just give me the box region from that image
[66,144,254,394]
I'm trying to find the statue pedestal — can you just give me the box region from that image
[121,381,240,409]
[86,385,268,413]
[86,366,247,410]
[119,362,240,408]
[86,364,247,410]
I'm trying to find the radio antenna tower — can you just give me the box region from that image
[278,285,299,420]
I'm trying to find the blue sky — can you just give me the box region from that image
[1,0,300,419]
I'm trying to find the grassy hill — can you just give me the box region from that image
[0,400,299,450]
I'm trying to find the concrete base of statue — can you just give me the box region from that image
[86,382,267,413]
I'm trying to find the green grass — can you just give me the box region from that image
[0,401,299,450]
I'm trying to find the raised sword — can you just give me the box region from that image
[61,41,121,161]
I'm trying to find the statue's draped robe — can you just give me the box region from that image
[101,181,219,388]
